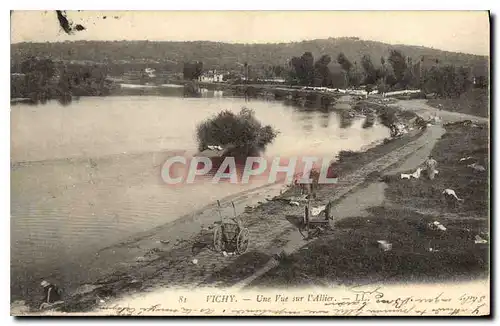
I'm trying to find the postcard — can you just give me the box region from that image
[10,10,490,316]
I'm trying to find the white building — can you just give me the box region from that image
[198,70,224,83]
[144,68,156,78]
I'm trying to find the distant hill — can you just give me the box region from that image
[11,38,489,76]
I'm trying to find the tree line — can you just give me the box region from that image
[288,50,487,98]
[11,57,114,104]
[12,39,488,77]
[183,49,486,100]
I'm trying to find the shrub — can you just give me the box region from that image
[336,150,361,162]
[195,107,279,156]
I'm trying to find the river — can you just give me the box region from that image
[11,95,390,297]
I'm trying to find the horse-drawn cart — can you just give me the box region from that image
[212,201,250,254]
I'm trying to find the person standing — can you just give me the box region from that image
[425,156,438,180]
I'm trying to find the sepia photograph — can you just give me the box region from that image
[9,9,490,316]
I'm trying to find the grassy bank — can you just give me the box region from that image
[250,121,489,288]
[251,206,488,288]
[384,120,489,217]
[427,88,489,118]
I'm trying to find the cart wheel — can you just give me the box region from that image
[236,228,250,254]
[213,226,223,252]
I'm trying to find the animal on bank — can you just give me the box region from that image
[400,167,422,180]
[467,162,486,172]
[400,173,412,180]
[442,189,464,202]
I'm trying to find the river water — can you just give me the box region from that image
[11,94,390,296]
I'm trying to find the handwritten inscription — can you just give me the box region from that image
[97,288,489,316]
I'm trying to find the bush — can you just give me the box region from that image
[336,150,361,162]
[195,107,279,156]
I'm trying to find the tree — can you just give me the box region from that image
[302,52,314,84]
[313,55,332,87]
[422,64,471,98]
[183,61,203,80]
[376,78,389,94]
[329,72,345,88]
[272,65,285,78]
[58,64,111,97]
[195,107,279,157]
[474,75,488,89]
[361,54,377,85]
[455,66,472,94]
[388,50,408,88]
[337,52,352,88]
[17,57,57,103]
[20,57,56,81]
[290,52,315,86]
[337,52,352,72]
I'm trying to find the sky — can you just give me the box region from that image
[10,11,490,56]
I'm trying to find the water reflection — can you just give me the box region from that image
[320,112,331,128]
[362,113,377,129]
[303,93,337,111]
[183,83,202,98]
[338,110,356,129]
[299,114,314,133]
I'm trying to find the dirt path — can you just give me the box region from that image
[393,99,489,124]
